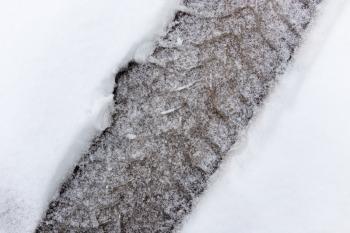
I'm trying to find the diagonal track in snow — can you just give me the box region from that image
[37,0,321,232]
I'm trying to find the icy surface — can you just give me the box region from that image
[181,1,350,232]
[0,1,175,232]
[37,1,320,232]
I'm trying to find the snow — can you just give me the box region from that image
[161,106,182,115]
[180,1,350,233]
[175,81,198,91]
[0,1,177,232]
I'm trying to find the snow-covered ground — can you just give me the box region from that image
[180,1,350,233]
[0,1,177,232]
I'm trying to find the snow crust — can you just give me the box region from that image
[0,1,178,232]
[180,1,350,232]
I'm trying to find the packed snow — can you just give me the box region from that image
[181,1,350,233]
[0,1,177,232]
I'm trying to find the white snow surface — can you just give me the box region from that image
[181,1,350,233]
[0,1,178,232]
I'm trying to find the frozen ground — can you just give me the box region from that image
[36,1,321,232]
[0,1,176,232]
[180,1,350,232]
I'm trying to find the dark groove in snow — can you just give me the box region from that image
[37,0,321,232]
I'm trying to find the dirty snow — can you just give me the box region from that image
[0,1,177,232]
[181,1,350,232]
